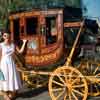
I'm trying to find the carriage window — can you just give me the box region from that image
[46,16,57,45]
[13,18,20,40]
[26,17,38,35]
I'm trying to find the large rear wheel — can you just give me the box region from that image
[77,60,100,96]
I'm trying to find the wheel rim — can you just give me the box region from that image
[78,60,100,96]
[49,66,88,100]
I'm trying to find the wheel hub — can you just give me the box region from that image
[66,81,72,92]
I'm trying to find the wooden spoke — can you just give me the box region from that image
[86,62,89,69]
[63,70,68,83]
[68,92,72,100]
[52,88,65,92]
[72,89,84,96]
[96,73,100,77]
[71,76,80,85]
[72,91,78,100]
[93,67,99,75]
[52,80,64,87]
[56,74,66,85]
[64,93,68,100]
[90,63,93,73]
[69,70,74,81]
[72,84,85,88]
[76,63,81,69]
[56,90,65,100]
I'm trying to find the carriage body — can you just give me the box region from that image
[9,9,64,66]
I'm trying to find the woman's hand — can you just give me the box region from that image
[16,39,28,54]
[22,39,27,43]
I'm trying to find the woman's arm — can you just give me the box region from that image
[16,40,27,53]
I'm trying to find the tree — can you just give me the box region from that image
[0,0,85,29]
[0,0,32,29]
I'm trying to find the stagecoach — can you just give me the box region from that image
[7,9,100,100]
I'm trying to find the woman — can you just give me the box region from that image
[0,31,27,100]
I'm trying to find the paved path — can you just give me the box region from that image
[0,87,51,100]
[0,86,100,100]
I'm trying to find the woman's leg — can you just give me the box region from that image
[3,91,11,100]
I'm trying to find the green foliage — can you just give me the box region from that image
[0,0,32,29]
[0,0,84,30]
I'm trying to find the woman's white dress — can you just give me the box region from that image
[0,42,22,91]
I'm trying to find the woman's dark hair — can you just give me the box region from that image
[2,30,11,35]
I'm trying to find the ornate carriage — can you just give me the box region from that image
[9,9,63,66]
[7,9,100,100]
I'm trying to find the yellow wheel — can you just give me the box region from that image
[49,66,88,100]
[77,60,100,96]
[22,73,48,88]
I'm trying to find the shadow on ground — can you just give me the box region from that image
[16,87,48,99]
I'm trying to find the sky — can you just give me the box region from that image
[83,0,100,19]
